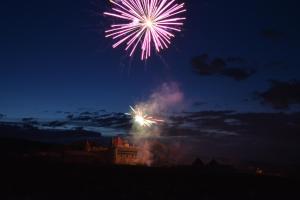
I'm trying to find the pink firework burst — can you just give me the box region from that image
[104,0,186,60]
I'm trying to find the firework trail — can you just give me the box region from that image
[126,106,164,127]
[104,0,186,60]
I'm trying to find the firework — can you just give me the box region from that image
[126,106,164,127]
[104,0,186,60]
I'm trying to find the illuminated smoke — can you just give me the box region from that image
[129,82,184,165]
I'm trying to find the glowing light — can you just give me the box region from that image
[126,106,164,127]
[145,19,154,28]
[104,0,186,60]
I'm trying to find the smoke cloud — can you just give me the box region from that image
[130,82,184,166]
[134,82,184,116]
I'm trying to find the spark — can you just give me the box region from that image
[126,106,164,127]
[104,0,186,60]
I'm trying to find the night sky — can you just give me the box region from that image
[1,0,299,118]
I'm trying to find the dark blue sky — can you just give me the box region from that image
[1,0,300,118]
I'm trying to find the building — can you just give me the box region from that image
[84,137,140,165]
[85,140,108,152]
[111,137,139,165]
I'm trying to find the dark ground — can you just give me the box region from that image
[0,124,299,200]
[0,158,299,200]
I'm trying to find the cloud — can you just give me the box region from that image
[192,54,226,75]
[257,80,300,109]
[168,111,300,163]
[14,111,132,133]
[192,54,255,81]
[145,111,300,165]
[75,112,131,130]
[193,101,207,107]
[1,109,300,165]
[221,68,255,81]
[226,56,247,64]
[47,120,67,127]
[22,118,39,126]
[156,110,300,143]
